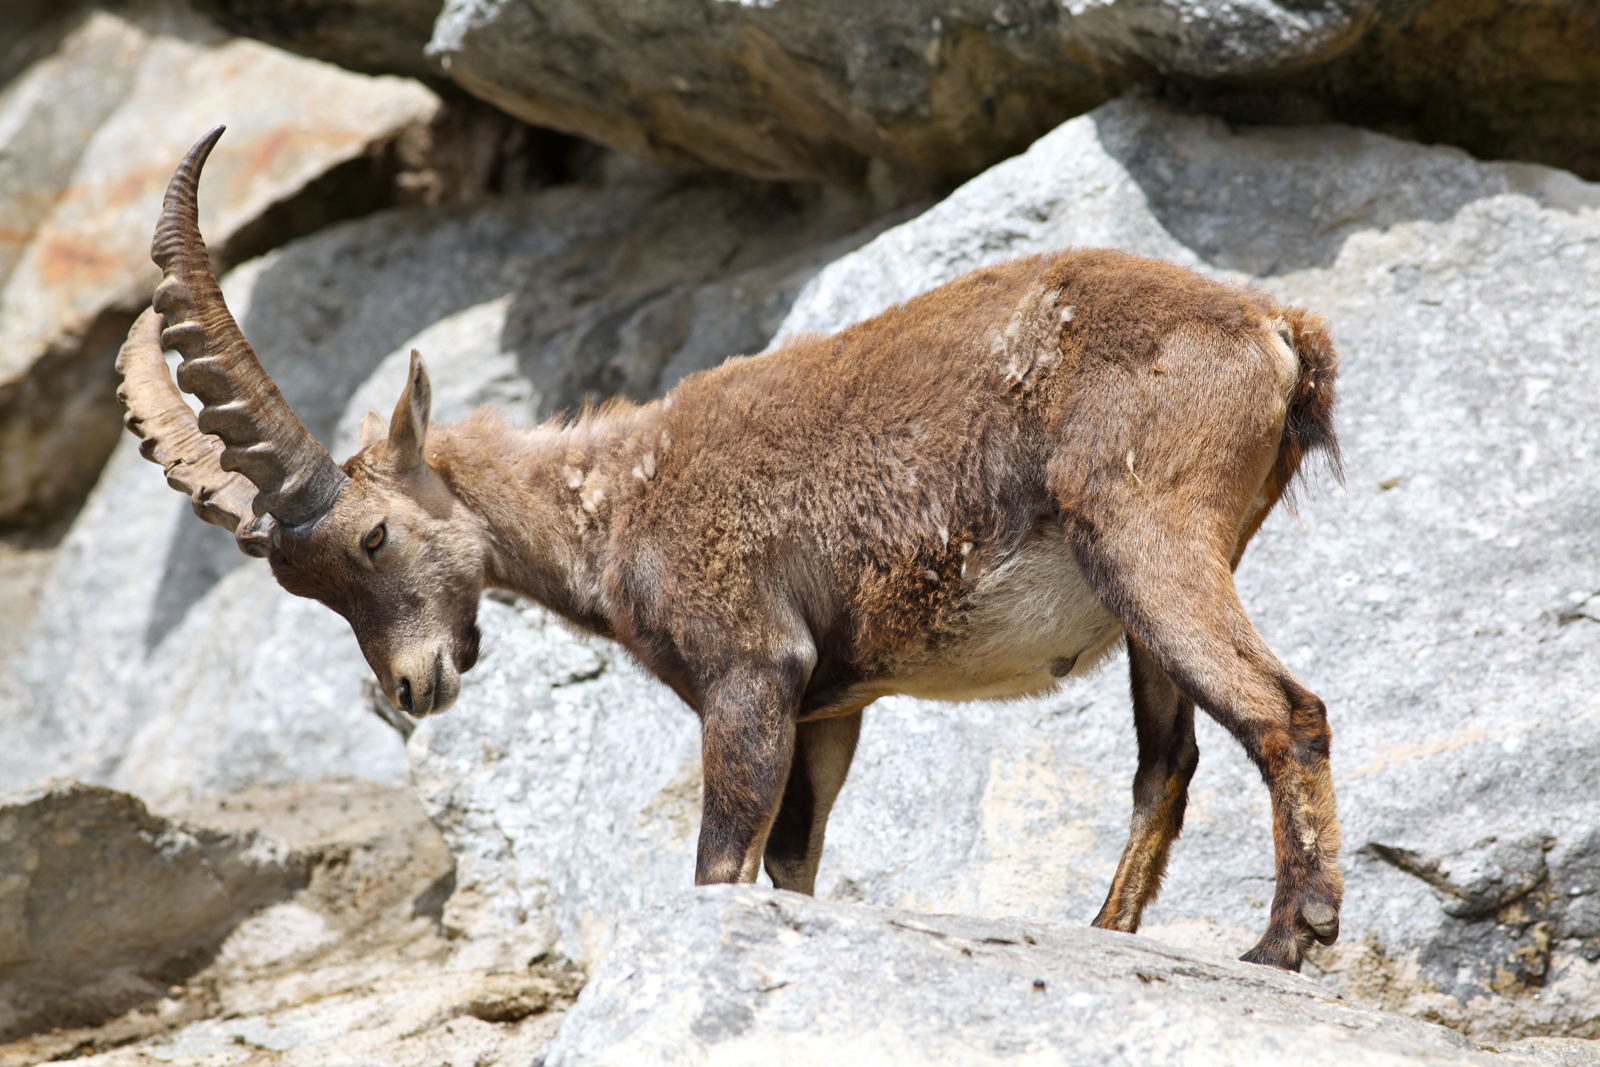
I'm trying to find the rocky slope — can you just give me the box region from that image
[7,93,1598,1051]
[5,0,1600,1061]
[542,886,1532,1067]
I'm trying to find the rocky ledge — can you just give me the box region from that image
[540,885,1589,1067]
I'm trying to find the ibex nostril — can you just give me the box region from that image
[397,677,413,712]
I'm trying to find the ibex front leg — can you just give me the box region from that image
[695,664,800,885]
[1065,512,1342,971]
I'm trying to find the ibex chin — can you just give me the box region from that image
[119,128,1343,970]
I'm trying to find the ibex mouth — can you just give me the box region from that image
[458,622,482,673]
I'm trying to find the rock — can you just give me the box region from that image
[0,780,582,1066]
[402,97,1600,1044]
[426,0,1600,192]
[0,0,93,89]
[1176,1,1600,183]
[0,0,439,527]
[538,885,1503,1066]
[0,780,306,1041]
[426,0,1120,191]
[189,0,447,81]
[1487,1038,1600,1067]
[0,167,886,812]
[15,87,1600,1044]
[1061,0,1381,79]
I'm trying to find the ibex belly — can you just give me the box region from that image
[886,522,1123,703]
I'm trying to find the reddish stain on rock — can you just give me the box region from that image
[39,234,121,288]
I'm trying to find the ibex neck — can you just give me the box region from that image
[428,407,653,634]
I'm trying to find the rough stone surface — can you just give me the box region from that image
[426,0,1600,190]
[0,169,885,813]
[0,0,438,526]
[0,780,305,1041]
[539,886,1504,1066]
[0,780,582,1066]
[404,98,1600,1043]
[13,87,1600,1047]
[428,0,1114,190]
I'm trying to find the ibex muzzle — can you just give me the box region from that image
[122,129,1345,972]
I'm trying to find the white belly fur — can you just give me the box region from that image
[885,522,1123,703]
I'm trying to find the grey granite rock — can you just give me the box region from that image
[0,780,582,1063]
[0,780,305,1041]
[426,0,1600,194]
[427,0,1116,190]
[537,885,1503,1067]
[1060,0,1381,79]
[13,84,1600,1045]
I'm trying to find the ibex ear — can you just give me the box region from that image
[387,350,431,471]
[358,409,387,451]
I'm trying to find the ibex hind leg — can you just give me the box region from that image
[1092,638,1198,933]
[1062,510,1342,972]
[764,710,864,894]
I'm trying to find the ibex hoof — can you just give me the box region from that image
[1302,902,1339,945]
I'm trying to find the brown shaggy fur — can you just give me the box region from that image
[261,248,1342,971]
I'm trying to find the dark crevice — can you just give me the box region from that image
[1148,0,1600,183]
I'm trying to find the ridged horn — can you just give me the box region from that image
[150,126,346,528]
[115,308,274,557]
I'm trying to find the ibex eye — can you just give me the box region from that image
[363,524,386,552]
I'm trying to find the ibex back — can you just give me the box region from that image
[120,129,1343,971]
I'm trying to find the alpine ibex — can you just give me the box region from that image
[119,128,1343,970]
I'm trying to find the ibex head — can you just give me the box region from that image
[117,128,482,716]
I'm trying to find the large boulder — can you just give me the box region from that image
[538,885,1514,1066]
[12,88,1600,1043]
[402,97,1600,1043]
[424,0,1600,192]
[0,167,885,814]
[0,0,438,527]
[0,780,306,1041]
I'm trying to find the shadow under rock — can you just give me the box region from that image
[1092,103,1513,276]
[503,179,901,418]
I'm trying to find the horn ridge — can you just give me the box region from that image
[151,126,346,528]
[115,308,271,556]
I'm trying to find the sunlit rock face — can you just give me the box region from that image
[7,90,1600,1046]
[538,885,1508,1067]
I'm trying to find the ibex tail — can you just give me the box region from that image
[1273,306,1342,497]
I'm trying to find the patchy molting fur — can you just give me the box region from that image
[230,248,1345,973]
